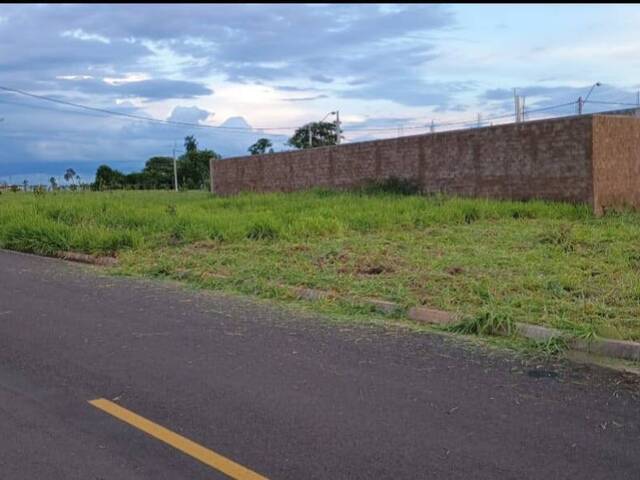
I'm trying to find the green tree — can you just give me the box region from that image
[248,138,274,155]
[142,156,174,189]
[124,172,147,189]
[178,149,220,190]
[64,168,77,185]
[184,135,198,153]
[287,121,341,149]
[177,135,220,190]
[93,165,126,190]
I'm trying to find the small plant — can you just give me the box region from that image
[448,310,514,336]
[166,204,177,216]
[246,220,279,240]
[538,336,568,357]
[539,223,575,252]
[462,206,480,224]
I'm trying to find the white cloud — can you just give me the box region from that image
[56,75,94,80]
[61,28,111,44]
[103,73,150,86]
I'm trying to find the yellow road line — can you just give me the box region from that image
[89,398,268,480]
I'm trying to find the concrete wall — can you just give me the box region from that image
[210,114,640,212]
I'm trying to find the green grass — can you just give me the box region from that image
[1,188,640,341]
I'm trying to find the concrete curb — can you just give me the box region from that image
[292,289,640,363]
[55,251,118,267]
[513,322,640,363]
[273,287,640,364]
[407,306,457,326]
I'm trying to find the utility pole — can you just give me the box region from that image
[514,88,520,123]
[477,113,482,128]
[335,110,341,144]
[521,96,526,121]
[430,120,435,133]
[636,90,639,106]
[580,82,601,115]
[308,124,312,148]
[172,141,178,192]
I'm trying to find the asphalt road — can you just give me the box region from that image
[1,249,639,479]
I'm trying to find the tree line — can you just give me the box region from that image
[93,135,220,190]
[92,120,341,190]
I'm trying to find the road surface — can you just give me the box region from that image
[0,249,638,479]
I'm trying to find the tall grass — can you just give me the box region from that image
[1,189,639,340]
[0,189,594,254]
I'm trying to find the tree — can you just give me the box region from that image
[93,165,126,190]
[142,156,174,189]
[178,149,220,190]
[64,168,77,185]
[248,138,274,155]
[49,177,57,191]
[124,172,147,189]
[177,135,220,190]
[287,121,341,149]
[184,135,198,153]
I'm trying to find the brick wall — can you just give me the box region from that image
[210,114,640,212]
[592,115,640,214]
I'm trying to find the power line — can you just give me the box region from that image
[1,84,638,140]
[0,96,291,139]
[0,85,298,132]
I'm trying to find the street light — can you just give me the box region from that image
[578,82,601,115]
[320,111,341,145]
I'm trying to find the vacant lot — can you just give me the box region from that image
[1,189,639,340]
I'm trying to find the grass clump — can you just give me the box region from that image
[246,217,280,240]
[449,310,515,336]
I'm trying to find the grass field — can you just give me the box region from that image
[1,188,639,341]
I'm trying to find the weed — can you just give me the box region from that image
[538,336,568,357]
[540,223,575,252]
[449,310,514,336]
[246,219,280,240]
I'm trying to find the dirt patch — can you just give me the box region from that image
[358,265,390,275]
[446,266,464,275]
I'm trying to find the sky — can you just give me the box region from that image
[1,4,640,184]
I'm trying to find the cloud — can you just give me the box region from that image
[341,79,473,108]
[310,74,333,83]
[61,28,110,44]
[0,94,289,183]
[53,77,213,100]
[167,106,212,123]
[281,94,328,102]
